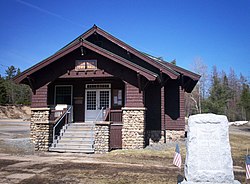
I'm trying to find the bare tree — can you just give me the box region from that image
[185,57,208,116]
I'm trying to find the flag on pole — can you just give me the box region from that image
[246,155,250,179]
[173,144,182,168]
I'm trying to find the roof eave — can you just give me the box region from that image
[94,27,179,79]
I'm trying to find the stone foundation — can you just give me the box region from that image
[94,122,110,153]
[145,130,185,146]
[146,130,165,145]
[122,107,146,149]
[165,130,185,141]
[30,108,52,151]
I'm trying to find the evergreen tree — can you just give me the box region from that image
[0,76,8,104]
[240,83,250,120]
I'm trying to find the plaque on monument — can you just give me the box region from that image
[182,113,240,184]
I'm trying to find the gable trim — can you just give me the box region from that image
[91,27,179,79]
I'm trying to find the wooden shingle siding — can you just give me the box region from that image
[125,82,144,107]
[161,87,165,130]
[145,82,161,130]
[165,86,185,130]
[31,85,48,108]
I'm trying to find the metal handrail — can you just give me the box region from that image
[95,107,104,121]
[52,106,72,145]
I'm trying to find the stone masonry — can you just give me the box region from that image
[165,130,185,141]
[146,130,185,145]
[94,122,110,153]
[30,108,52,151]
[122,107,146,149]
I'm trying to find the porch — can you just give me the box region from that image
[48,105,123,153]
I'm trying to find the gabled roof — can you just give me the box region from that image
[143,53,200,81]
[14,25,199,85]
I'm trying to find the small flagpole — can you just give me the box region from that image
[247,148,249,184]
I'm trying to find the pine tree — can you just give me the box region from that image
[240,83,250,120]
[0,76,7,104]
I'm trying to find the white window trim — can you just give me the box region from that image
[54,85,73,105]
[85,83,111,89]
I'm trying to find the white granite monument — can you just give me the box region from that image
[182,113,240,184]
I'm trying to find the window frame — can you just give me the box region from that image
[75,59,97,71]
[54,85,73,105]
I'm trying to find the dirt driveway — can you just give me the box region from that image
[0,119,249,183]
[0,120,181,184]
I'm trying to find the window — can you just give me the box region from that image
[55,86,72,105]
[100,91,110,109]
[86,91,96,110]
[75,60,97,71]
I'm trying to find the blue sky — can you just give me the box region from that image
[0,0,249,80]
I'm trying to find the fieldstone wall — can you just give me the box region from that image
[30,108,52,151]
[94,122,110,153]
[122,107,146,149]
[165,130,185,141]
[145,130,165,145]
[145,130,184,145]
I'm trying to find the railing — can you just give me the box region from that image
[50,110,64,121]
[52,106,73,145]
[95,107,104,121]
[104,108,122,124]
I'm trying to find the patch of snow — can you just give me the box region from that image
[228,121,249,126]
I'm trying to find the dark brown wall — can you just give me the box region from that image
[86,34,160,75]
[31,84,48,108]
[164,80,185,130]
[48,78,124,122]
[124,82,144,108]
[145,82,161,130]
[31,46,142,109]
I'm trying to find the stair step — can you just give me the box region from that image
[58,139,94,143]
[55,144,93,149]
[49,147,94,153]
[50,122,95,153]
[60,130,94,134]
[58,137,94,141]
[60,135,94,139]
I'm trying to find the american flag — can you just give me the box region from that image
[173,144,182,168]
[246,155,250,180]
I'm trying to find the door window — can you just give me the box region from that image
[99,91,110,109]
[86,91,96,110]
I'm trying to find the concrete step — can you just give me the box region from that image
[50,122,95,153]
[55,144,93,149]
[49,147,94,153]
[62,128,94,132]
[69,123,95,127]
[59,134,94,138]
[58,137,94,141]
[58,139,94,144]
[61,130,94,134]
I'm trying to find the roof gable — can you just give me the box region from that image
[14,25,199,88]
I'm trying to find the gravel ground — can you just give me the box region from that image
[0,119,249,183]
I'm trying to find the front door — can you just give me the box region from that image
[85,88,111,122]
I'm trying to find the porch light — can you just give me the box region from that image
[80,46,85,56]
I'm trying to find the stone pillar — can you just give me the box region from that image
[30,108,52,151]
[94,122,110,153]
[122,107,146,149]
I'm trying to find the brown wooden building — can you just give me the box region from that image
[14,25,200,153]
